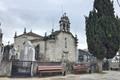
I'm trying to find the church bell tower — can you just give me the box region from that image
[59,13,70,32]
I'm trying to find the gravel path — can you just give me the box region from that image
[0,71,120,80]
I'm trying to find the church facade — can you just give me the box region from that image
[14,14,78,62]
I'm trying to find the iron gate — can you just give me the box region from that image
[11,61,33,77]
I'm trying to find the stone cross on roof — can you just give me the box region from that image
[63,12,67,17]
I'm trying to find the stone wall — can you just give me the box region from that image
[46,32,77,62]
[0,61,12,77]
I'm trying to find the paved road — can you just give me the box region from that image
[0,71,120,80]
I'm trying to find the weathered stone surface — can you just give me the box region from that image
[14,15,77,63]
[20,41,35,61]
[0,61,12,76]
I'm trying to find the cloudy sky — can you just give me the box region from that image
[0,0,120,49]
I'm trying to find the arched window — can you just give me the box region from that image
[65,38,67,48]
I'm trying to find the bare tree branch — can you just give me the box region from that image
[117,0,120,7]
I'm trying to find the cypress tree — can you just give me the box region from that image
[85,0,120,72]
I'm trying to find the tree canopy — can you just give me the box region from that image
[86,0,120,60]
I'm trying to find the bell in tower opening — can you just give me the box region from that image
[59,13,70,32]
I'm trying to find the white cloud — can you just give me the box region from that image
[0,1,8,12]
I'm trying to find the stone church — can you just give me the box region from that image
[14,14,78,62]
